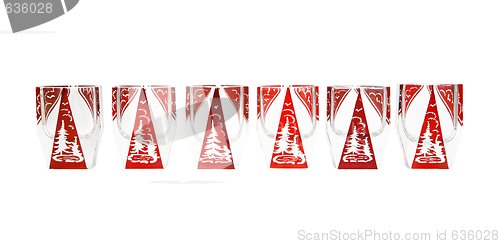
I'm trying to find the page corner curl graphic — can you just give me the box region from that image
[4,0,79,33]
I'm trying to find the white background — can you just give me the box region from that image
[0,1,499,243]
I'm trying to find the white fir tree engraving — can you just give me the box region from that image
[342,126,373,163]
[53,121,69,155]
[52,120,84,163]
[290,135,306,164]
[272,119,305,164]
[202,122,221,160]
[415,122,445,163]
[417,123,433,156]
[68,137,84,162]
[200,121,232,164]
[362,137,373,161]
[345,126,360,155]
[275,121,291,154]
[432,135,445,163]
[130,121,146,154]
[221,145,232,163]
[146,143,158,163]
[128,120,158,164]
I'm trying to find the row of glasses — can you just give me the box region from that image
[36,84,463,170]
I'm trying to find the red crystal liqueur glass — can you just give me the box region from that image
[36,85,103,169]
[112,85,176,169]
[397,84,463,169]
[186,85,249,170]
[326,85,390,169]
[257,85,319,168]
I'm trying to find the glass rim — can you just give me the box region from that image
[257,84,318,88]
[327,85,389,89]
[186,84,248,88]
[36,85,101,88]
[112,85,174,88]
[399,83,462,86]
